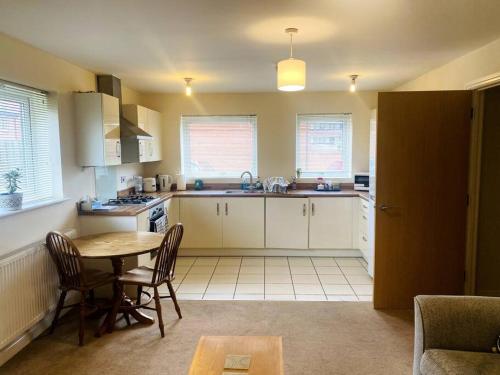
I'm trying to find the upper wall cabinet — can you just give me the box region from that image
[122,104,162,162]
[74,92,121,167]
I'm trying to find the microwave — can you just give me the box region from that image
[354,173,369,191]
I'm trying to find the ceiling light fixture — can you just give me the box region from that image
[184,78,193,96]
[349,75,358,93]
[277,28,306,91]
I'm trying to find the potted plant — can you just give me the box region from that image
[296,168,302,179]
[0,169,23,211]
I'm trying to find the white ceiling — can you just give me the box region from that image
[1,0,500,93]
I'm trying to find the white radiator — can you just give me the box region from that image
[0,230,76,352]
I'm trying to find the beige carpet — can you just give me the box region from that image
[1,301,414,374]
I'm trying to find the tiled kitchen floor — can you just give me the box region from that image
[159,256,373,301]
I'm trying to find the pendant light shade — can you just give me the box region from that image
[349,75,358,93]
[277,58,306,91]
[277,28,306,91]
[184,77,193,96]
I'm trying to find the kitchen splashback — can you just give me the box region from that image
[94,167,117,202]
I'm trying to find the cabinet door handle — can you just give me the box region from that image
[302,203,306,216]
[362,215,367,220]
[311,202,315,216]
[225,202,228,216]
[115,141,121,157]
[216,203,220,216]
[362,236,367,242]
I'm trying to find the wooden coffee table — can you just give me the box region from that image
[188,336,284,375]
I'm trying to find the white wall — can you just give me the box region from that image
[142,91,377,181]
[0,33,143,256]
[397,37,500,91]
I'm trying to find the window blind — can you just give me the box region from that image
[0,81,54,203]
[296,114,353,178]
[181,115,258,178]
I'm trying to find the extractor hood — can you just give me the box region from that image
[96,75,152,139]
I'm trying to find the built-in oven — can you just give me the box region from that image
[354,173,370,191]
[148,203,167,261]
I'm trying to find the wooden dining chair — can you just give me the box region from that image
[116,223,184,337]
[45,231,115,346]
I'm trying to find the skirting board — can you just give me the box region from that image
[0,292,78,367]
[178,248,363,257]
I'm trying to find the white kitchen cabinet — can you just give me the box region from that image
[358,198,370,259]
[146,109,162,161]
[266,198,309,249]
[222,198,265,248]
[165,197,180,227]
[179,198,222,248]
[309,197,353,249]
[75,92,121,167]
[123,104,162,162]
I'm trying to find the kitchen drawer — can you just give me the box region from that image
[359,209,369,228]
[359,199,369,214]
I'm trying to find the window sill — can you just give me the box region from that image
[0,197,71,219]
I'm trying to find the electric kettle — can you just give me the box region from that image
[158,175,173,192]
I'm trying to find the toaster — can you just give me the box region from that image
[143,177,157,192]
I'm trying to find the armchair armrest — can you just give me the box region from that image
[414,295,500,375]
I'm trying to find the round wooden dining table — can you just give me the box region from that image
[73,231,165,335]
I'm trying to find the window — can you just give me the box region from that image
[181,115,257,178]
[296,114,352,178]
[0,80,61,204]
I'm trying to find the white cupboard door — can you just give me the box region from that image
[309,198,353,249]
[165,197,180,228]
[222,198,264,248]
[138,140,148,162]
[102,93,121,166]
[136,210,150,232]
[137,105,148,130]
[147,109,162,161]
[179,198,222,248]
[266,198,309,249]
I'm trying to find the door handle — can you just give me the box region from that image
[302,203,306,216]
[377,204,397,211]
[225,202,228,216]
[311,202,315,216]
[216,203,220,216]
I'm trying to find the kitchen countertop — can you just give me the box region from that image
[79,189,370,217]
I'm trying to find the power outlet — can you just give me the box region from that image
[120,176,126,184]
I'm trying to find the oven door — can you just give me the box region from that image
[149,214,167,261]
[150,214,167,233]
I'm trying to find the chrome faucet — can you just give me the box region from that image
[240,171,254,189]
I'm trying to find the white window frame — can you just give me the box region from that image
[296,113,353,179]
[0,80,63,212]
[180,115,258,179]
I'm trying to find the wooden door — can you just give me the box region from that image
[222,198,265,248]
[266,198,309,249]
[179,198,222,248]
[309,198,353,249]
[373,91,471,309]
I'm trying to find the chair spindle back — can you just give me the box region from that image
[152,224,184,284]
[46,231,86,289]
